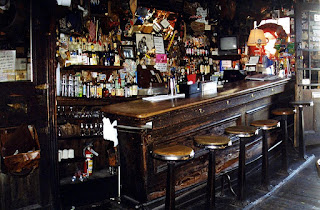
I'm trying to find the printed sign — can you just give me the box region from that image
[0,50,16,82]
[155,54,167,72]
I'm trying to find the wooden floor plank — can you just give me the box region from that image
[251,146,320,210]
[253,195,320,210]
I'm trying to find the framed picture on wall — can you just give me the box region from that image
[135,34,154,55]
[122,46,135,59]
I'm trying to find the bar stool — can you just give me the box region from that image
[316,159,320,178]
[152,145,194,210]
[194,135,232,209]
[225,126,258,201]
[290,101,313,159]
[272,108,294,172]
[251,120,279,187]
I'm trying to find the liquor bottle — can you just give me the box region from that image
[94,123,99,136]
[86,82,91,98]
[132,83,138,97]
[90,82,95,98]
[102,82,109,98]
[109,44,115,66]
[85,123,90,136]
[111,83,116,97]
[78,79,83,97]
[68,74,74,97]
[115,74,121,97]
[97,81,103,98]
[102,54,107,66]
[94,82,98,98]
[119,86,124,97]
[74,76,79,97]
[105,46,110,66]
[80,123,85,136]
[61,74,67,97]
[82,80,87,98]
[114,43,120,66]
[124,85,130,98]
[90,124,94,136]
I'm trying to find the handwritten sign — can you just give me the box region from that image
[0,50,16,82]
[154,36,165,54]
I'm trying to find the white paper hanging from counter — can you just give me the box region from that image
[103,117,118,146]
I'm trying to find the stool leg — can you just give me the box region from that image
[261,129,269,186]
[220,174,225,196]
[238,137,246,200]
[166,161,175,210]
[207,149,216,209]
[281,116,288,172]
[298,106,306,159]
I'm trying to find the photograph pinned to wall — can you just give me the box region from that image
[136,34,154,55]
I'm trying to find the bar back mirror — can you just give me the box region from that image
[0,0,32,82]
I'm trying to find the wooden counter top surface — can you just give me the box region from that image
[101,79,291,119]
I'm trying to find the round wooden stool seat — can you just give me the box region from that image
[272,108,294,116]
[225,126,258,137]
[152,145,194,161]
[194,135,231,149]
[251,119,279,130]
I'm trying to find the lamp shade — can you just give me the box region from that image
[247,29,266,47]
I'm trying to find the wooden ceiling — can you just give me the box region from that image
[137,0,295,42]
[137,0,295,21]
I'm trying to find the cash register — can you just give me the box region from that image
[136,65,167,95]
[221,60,246,82]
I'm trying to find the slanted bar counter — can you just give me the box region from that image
[101,78,293,204]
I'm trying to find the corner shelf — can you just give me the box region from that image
[57,135,103,141]
[62,65,123,72]
[59,157,85,164]
[56,96,137,106]
[59,168,115,186]
[210,54,241,60]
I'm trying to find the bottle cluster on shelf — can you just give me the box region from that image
[57,106,103,119]
[57,106,104,138]
[185,44,210,57]
[59,70,138,98]
[80,122,103,137]
[57,34,121,66]
[182,56,214,76]
[184,37,211,57]
[58,122,103,138]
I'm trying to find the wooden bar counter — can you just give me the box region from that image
[101,78,293,204]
